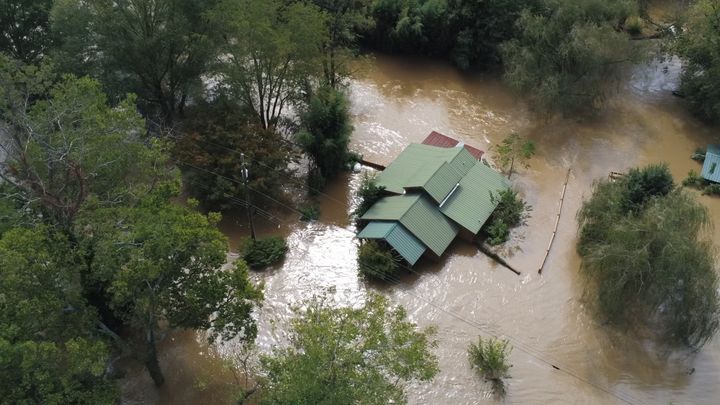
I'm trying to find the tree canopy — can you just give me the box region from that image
[51,0,219,124]
[258,293,438,404]
[210,0,328,130]
[0,0,54,64]
[501,0,640,114]
[674,0,720,122]
[577,165,719,348]
[0,227,117,404]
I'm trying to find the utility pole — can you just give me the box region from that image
[240,153,256,241]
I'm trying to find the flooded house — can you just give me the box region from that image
[357,132,509,265]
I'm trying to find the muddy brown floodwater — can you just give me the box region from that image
[121,53,720,404]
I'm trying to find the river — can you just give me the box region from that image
[121,53,720,405]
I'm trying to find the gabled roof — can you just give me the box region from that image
[377,143,477,203]
[440,162,510,234]
[702,145,720,183]
[357,221,426,265]
[422,131,484,160]
[361,194,459,256]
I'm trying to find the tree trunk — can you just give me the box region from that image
[144,330,165,387]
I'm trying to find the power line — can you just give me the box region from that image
[175,158,645,405]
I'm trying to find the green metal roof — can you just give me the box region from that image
[377,144,476,197]
[702,145,720,183]
[361,194,459,256]
[440,162,510,234]
[357,221,426,265]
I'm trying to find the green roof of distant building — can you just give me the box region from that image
[702,145,720,183]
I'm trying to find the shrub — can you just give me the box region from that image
[299,205,320,221]
[357,240,399,281]
[692,147,706,162]
[703,184,720,196]
[354,174,386,218]
[484,189,530,245]
[468,336,512,395]
[625,15,643,35]
[577,169,719,348]
[243,236,288,269]
[620,163,674,213]
[682,170,705,189]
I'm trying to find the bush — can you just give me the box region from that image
[625,15,643,35]
[620,163,674,213]
[682,170,705,189]
[243,236,288,269]
[357,240,399,281]
[468,336,512,395]
[354,174,386,218]
[703,184,720,196]
[577,168,719,348]
[692,147,706,162]
[484,189,529,245]
[299,205,320,221]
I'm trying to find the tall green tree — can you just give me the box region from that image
[0,57,172,231]
[258,293,438,404]
[51,0,219,124]
[313,0,372,88]
[77,190,264,386]
[298,85,353,184]
[0,227,117,404]
[210,0,328,129]
[578,165,719,348]
[674,0,720,122]
[0,58,171,231]
[174,98,295,210]
[501,0,640,114]
[0,0,53,63]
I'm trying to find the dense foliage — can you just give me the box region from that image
[0,59,264,390]
[362,0,534,69]
[358,240,400,280]
[51,0,219,124]
[175,99,294,210]
[0,228,117,403]
[484,189,530,245]
[674,0,720,122]
[210,0,327,130]
[578,165,719,348]
[354,174,386,218]
[298,85,354,184]
[468,336,512,394]
[502,0,640,114]
[0,0,53,63]
[258,293,439,404]
[243,236,289,269]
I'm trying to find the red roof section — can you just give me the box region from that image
[421,131,484,160]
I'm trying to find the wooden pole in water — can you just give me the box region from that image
[538,168,571,275]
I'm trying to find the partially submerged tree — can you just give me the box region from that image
[211,0,327,129]
[354,174,386,218]
[674,0,720,122]
[0,0,54,64]
[77,190,264,386]
[468,336,512,396]
[577,165,719,348]
[174,98,294,210]
[298,85,354,185]
[501,0,641,114]
[258,293,439,404]
[494,133,535,179]
[357,240,399,280]
[483,188,530,245]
